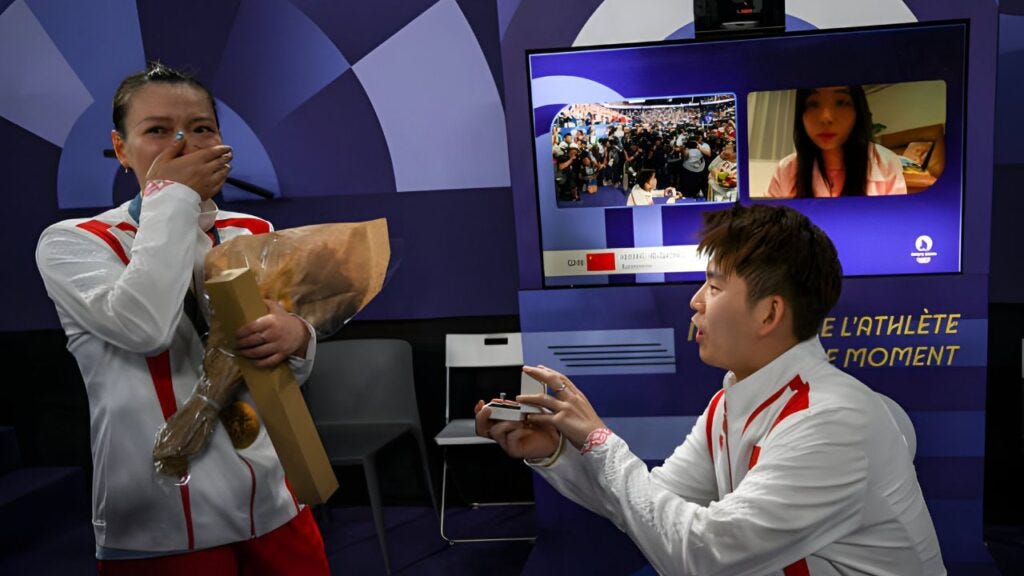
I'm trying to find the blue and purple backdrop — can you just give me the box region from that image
[0,0,1006,573]
[0,0,517,330]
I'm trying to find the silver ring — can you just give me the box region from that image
[554,382,568,393]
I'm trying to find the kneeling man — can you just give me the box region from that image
[477,204,945,575]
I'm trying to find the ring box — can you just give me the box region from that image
[486,372,546,421]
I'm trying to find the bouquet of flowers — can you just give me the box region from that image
[152,219,390,479]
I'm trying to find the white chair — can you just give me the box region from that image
[433,333,535,543]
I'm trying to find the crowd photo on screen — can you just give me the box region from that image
[550,95,738,208]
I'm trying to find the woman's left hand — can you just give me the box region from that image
[234,300,310,368]
[517,365,606,450]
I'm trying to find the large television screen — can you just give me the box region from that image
[527,21,966,287]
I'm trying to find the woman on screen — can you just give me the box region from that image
[627,169,677,206]
[767,86,907,198]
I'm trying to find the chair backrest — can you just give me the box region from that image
[877,392,916,459]
[445,333,523,368]
[304,339,420,426]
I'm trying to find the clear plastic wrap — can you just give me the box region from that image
[152,219,390,479]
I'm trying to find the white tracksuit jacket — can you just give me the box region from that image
[533,338,946,575]
[36,182,315,554]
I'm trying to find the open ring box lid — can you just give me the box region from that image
[486,372,547,421]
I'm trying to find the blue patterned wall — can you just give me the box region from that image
[1,0,516,329]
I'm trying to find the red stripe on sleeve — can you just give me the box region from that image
[77,220,130,265]
[770,377,810,434]
[783,559,810,576]
[742,376,798,434]
[82,219,197,549]
[215,217,271,235]
[748,445,761,470]
[144,352,178,420]
[705,389,725,463]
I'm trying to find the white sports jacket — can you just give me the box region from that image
[534,338,946,575]
[36,182,315,554]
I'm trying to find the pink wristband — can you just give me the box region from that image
[143,179,174,197]
[580,427,612,455]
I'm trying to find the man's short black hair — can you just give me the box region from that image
[697,204,842,340]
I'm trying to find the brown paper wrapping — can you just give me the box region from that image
[151,219,389,504]
[205,219,390,336]
[205,268,338,505]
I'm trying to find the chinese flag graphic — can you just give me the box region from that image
[586,252,616,271]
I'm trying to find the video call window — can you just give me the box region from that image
[747,80,946,199]
[549,95,737,209]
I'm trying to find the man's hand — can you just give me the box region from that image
[234,300,310,369]
[516,365,606,451]
[475,400,560,460]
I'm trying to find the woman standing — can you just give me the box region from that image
[35,63,328,574]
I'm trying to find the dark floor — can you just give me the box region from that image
[3,503,1024,574]
[0,504,536,576]
[321,505,534,575]
[986,525,1024,576]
